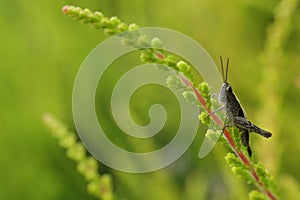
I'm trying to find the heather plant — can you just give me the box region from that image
[42,4,296,199]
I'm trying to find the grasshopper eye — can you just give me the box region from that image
[225,85,231,92]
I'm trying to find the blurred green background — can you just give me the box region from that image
[1,0,300,199]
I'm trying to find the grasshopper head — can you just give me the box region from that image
[219,82,231,104]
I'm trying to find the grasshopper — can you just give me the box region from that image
[217,57,272,157]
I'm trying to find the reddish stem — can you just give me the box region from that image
[61,6,276,199]
[178,73,277,200]
[155,47,276,199]
[155,52,165,60]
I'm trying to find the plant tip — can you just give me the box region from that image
[62,5,69,13]
[42,113,52,123]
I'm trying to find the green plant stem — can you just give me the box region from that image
[43,114,115,200]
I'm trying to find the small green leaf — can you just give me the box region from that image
[249,190,267,200]
[205,129,221,143]
[140,51,157,63]
[166,75,187,90]
[254,162,277,194]
[162,55,177,70]
[128,23,139,30]
[177,61,194,84]
[228,126,242,151]
[182,91,198,105]
[199,111,210,125]
[66,142,86,161]
[151,37,163,49]
[58,133,76,148]
[77,157,99,181]
[197,82,211,109]
[225,153,255,185]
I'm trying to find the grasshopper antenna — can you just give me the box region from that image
[225,58,229,82]
[220,56,230,83]
[220,56,225,82]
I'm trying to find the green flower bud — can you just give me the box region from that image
[199,111,210,125]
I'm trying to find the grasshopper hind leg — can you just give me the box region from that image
[240,128,252,157]
[223,119,252,157]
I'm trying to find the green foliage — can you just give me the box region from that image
[197,82,211,109]
[248,190,267,200]
[225,152,279,198]
[166,74,187,90]
[196,82,213,125]
[176,61,195,85]
[228,126,242,152]
[3,1,300,200]
[61,5,280,200]
[182,91,199,105]
[225,153,255,185]
[43,114,115,200]
[198,111,210,126]
[205,129,224,144]
[254,162,277,195]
